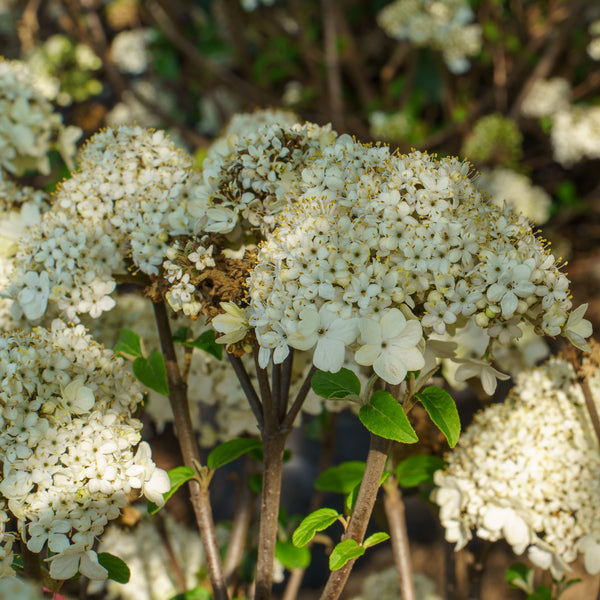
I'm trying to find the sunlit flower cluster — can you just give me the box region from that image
[0,57,80,175]
[477,167,551,224]
[432,356,600,579]
[92,510,206,600]
[461,113,522,167]
[377,0,482,74]
[0,321,169,581]
[236,134,584,388]
[8,126,194,322]
[550,105,600,167]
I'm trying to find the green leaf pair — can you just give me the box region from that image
[328,533,389,571]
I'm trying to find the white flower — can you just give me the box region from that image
[454,358,510,395]
[48,545,108,580]
[17,271,50,320]
[127,442,171,506]
[355,308,425,385]
[212,302,249,344]
[563,303,592,352]
[61,377,95,414]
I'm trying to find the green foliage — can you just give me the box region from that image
[207,438,263,470]
[314,461,366,494]
[148,466,196,514]
[133,352,170,397]
[363,532,390,548]
[169,586,212,600]
[275,539,311,570]
[292,508,341,548]
[173,328,223,360]
[416,386,461,447]
[505,563,581,599]
[395,454,446,487]
[329,539,365,570]
[358,390,418,443]
[311,369,361,401]
[98,552,130,584]
[114,328,144,360]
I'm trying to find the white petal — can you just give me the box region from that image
[313,338,345,373]
[380,308,407,338]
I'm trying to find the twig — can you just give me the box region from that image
[383,475,416,600]
[152,299,229,600]
[579,375,600,449]
[155,513,188,593]
[319,433,392,600]
[320,0,345,130]
[228,353,264,429]
[282,365,317,430]
[444,540,457,600]
[279,350,294,419]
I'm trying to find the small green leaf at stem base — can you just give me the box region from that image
[174,329,223,360]
[329,539,365,571]
[416,386,461,447]
[114,328,143,360]
[395,454,446,487]
[207,438,263,470]
[292,508,341,548]
[148,465,196,514]
[311,368,361,400]
[133,351,170,396]
[97,552,130,584]
[275,539,311,570]
[363,532,390,548]
[506,562,534,593]
[314,461,365,494]
[169,586,212,600]
[359,390,418,443]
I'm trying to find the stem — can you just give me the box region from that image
[282,365,317,430]
[279,350,294,419]
[319,433,392,600]
[383,476,416,600]
[579,375,600,449]
[282,569,304,600]
[254,432,288,600]
[155,514,188,593]
[444,540,457,600]
[152,299,229,600]
[228,353,264,429]
[321,0,345,130]
[20,540,42,583]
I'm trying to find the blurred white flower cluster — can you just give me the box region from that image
[93,511,206,600]
[0,321,170,581]
[432,356,600,579]
[369,111,412,143]
[377,0,482,74]
[477,167,552,224]
[8,126,194,322]
[0,576,43,600]
[588,19,600,61]
[0,57,80,175]
[240,0,277,11]
[110,29,151,75]
[521,77,600,167]
[351,568,441,600]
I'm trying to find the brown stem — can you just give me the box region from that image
[155,514,188,593]
[279,350,294,419]
[224,460,255,593]
[228,353,264,429]
[152,299,229,600]
[319,433,392,600]
[254,432,288,600]
[579,375,600,449]
[444,540,457,600]
[321,0,345,130]
[383,476,416,600]
[282,365,317,430]
[282,569,304,600]
[20,540,42,583]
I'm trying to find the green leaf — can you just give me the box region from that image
[172,327,190,343]
[416,386,461,447]
[98,553,130,584]
[506,562,534,593]
[133,352,169,396]
[529,585,552,600]
[329,539,365,571]
[169,586,212,600]
[359,390,418,443]
[314,461,365,494]
[114,328,143,360]
[395,454,446,487]
[344,483,360,514]
[207,438,263,470]
[292,508,341,548]
[176,329,223,361]
[363,532,390,548]
[275,539,311,570]
[311,368,361,400]
[148,466,196,514]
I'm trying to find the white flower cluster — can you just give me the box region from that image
[240,135,584,387]
[0,576,43,600]
[0,57,81,175]
[8,126,195,322]
[0,321,170,580]
[432,357,600,579]
[351,568,441,600]
[588,20,600,61]
[92,511,206,600]
[369,111,412,143]
[377,0,482,74]
[110,29,151,75]
[551,105,600,167]
[476,167,551,224]
[520,77,571,119]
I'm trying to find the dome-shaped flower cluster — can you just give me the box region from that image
[377,0,482,74]
[432,356,600,579]
[231,134,584,387]
[0,57,80,175]
[0,321,169,580]
[8,126,195,321]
